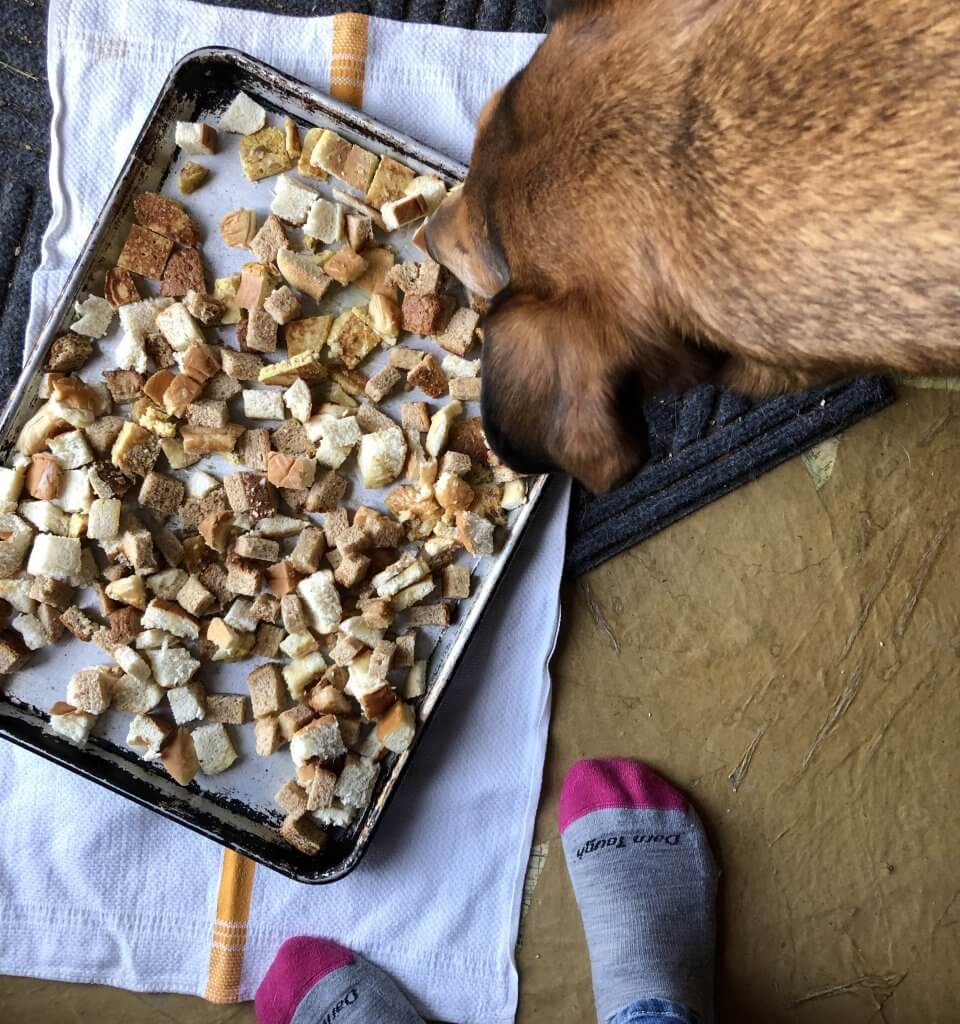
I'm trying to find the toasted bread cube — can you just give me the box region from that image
[306,471,347,513]
[311,129,352,177]
[425,400,463,458]
[278,703,314,742]
[0,580,33,617]
[368,639,395,680]
[403,660,428,699]
[142,598,200,640]
[118,225,174,279]
[365,366,403,405]
[168,681,207,725]
[436,307,480,356]
[127,712,172,761]
[402,294,446,338]
[381,194,426,231]
[255,715,281,756]
[104,575,147,611]
[204,372,242,402]
[449,376,482,401]
[221,348,264,382]
[335,753,379,809]
[366,156,416,209]
[266,452,316,491]
[213,275,242,326]
[407,353,448,398]
[247,663,285,719]
[246,306,279,354]
[252,621,284,658]
[174,574,215,616]
[281,812,328,854]
[276,778,309,816]
[102,368,145,404]
[289,527,326,576]
[176,119,218,155]
[104,267,141,309]
[407,603,451,627]
[208,614,256,660]
[259,351,327,389]
[27,534,80,581]
[154,301,202,353]
[49,705,97,745]
[442,563,471,599]
[113,643,151,681]
[138,471,185,516]
[346,213,373,252]
[234,534,280,563]
[25,455,62,502]
[340,144,379,191]
[237,427,271,472]
[377,700,415,753]
[146,645,201,690]
[192,722,238,775]
[161,727,199,785]
[266,560,301,598]
[264,286,301,327]
[55,469,92,513]
[240,126,293,182]
[219,91,266,134]
[326,309,380,369]
[11,612,46,651]
[160,365,203,416]
[161,248,206,298]
[180,424,245,456]
[290,714,346,767]
[109,673,165,713]
[271,175,319,226]
[276,247,332,301]
[367,294,401,343]
[304,197,345,244]
[283,650,328,701]
[285,315,333,358]
[249,213,289,264]
[250,592,281,625]
[324,247,368,287]
[59,605,96,642]
[205,693,248,726]
[441,354,480,380]
[133,192,199,246]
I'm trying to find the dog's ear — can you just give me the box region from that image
[481,291,652,493]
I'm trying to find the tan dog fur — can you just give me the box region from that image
[426,0,960,491]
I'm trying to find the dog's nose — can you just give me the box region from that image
[481,388,556,476]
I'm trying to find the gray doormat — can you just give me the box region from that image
[0,0,894,572]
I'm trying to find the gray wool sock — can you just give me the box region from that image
[558,759,717,1024]
[256,937,425,1024]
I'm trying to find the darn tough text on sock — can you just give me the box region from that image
[575,834,682,860]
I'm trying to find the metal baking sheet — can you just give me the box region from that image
[0,47,548,883]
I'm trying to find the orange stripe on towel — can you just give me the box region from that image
[204,849,257,1003]
[330,13,369,108]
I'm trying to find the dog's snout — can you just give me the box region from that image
[481,387,556,477]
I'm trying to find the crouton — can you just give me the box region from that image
[335,753,380,810]
[249,213,289,264]
[180,424,245,456]
[234,534,280,562]
[127,712,173,760]
[407,353,448,398]
[266,452,315,491]
[264,286,301,326]
[365,366,403,404]
[297,570,342,633]
[245,306,279,354]
[346,213,373,252]
[71,295,115,339]
[104,267,141,308]
[192,722,238,775]
[377,700,416,752]
[366,156,416,208]
[448,376,482,402]
[306,471,347,513]
[276,248,332,301]
[255,715,281,756]
[161,728,199,786]
[47,332,94,372]
[48,705,96,745]
[285,315,333,358]
[325,309,380,371]
[138,471,185,516]
[118,225,174,280]
[357,428,407,488]
[289,527,326,575]
[271,419,315,457]
[304,198,345,244]
[161,248,206,298]
[381,194,426,231]
[290,714,346,767]
[141,598,199,640]
[109,673,164,713]
[205,693,247,726]
[240,126,293,182]
[402,294,446,337]
[219,91,266,134]
[271,175,319,226]
[266,560,301,598]
[280,813,328,855]
[27,534,80,581]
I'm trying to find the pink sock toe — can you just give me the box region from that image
[255,936,354,1024]
[558,758,687,833]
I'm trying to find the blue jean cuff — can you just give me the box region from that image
[610,996,702,1024]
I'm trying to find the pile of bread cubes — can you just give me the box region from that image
[0,91,527,855]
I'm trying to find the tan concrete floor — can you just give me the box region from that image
[5,386,960,1022]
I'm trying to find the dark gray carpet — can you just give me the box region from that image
[0,0,894,572]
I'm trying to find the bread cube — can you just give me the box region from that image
[255,714,281,756]
[205,693,247,726]
[403,660,427,699]
[285,315,333,357]
[147,645,200,688]
[109,673,164,713]
[191,722,238,775]
[281,813,328,855]
[127,712,172,760]
[243,390,285,421]
[357,428,407,488]
[27,534,80,581]
[12,612,47,650]
[176,120,217,155]
[297,570,342,633]
[290,714,346,767]
[161,727,199,786]
[168,681,207,725]
[49,705,97,745]
[219,91,267,135]
[366,156,416,208]
[282,650,327,701]
[156,302,203,353]
[271,174,319,226]
[377,700,416,753]
[304,198,345,244]
[334,753,380,809]
[142,598,200,640]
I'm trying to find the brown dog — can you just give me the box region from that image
[425,0,960,492]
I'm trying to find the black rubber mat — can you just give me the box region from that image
[0,0,894,572]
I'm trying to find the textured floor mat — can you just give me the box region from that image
[0,0,894,570]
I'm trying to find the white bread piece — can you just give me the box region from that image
[271,174,320,225]
[49,706,97,745]
[283,378,312,424]
[0,578,36,614]
[380,194,427,231]
[27,534,80,580]
[276,248,332,301]
[126,713,171,760]
[219,91,266,135]
[12,612,46,650]
[113,644,151,681]
[0,464,25,512]
[119,297,174,342]
[255,515,305,538]
[242,389,285,420]
[175,120,217,155]
[109,673,164,713]
[311,800,357,828]
[289,714,345,767]
[105,575,147,609]
[156,302,204,353]
[404,175,448,215]
[390,577,435,612]
[135,629,179,651]
[339,615,384,649]
[255,715,281,756]
[160,437,200,470]
[313,437,351,470]
[214,275,242,325]
[304,198,345,243]
[146,569,189,600]
[371,552,429,599]
[0,512,35,578]
[280,631,319,659]
[69,547,98,588]
[47,400,94,431]
[20,500,70,536]
[67,666,116,713]
[501,479,527,510]
[403,660,427,699]
[305,414,360,448]
[457,510,495,556]
[87,497,121,540]
[357,428,406,488]
[334,753,379,810]
[142,598,200,640]
[377,700,416,753]
[147,645,200,688]
[55,469,92,513]
[357,725,388,762]
[167,681,207,725]
[440,354,480,379]
[192,722,238,775]
[71,295,115,338]
[344,651,378,701]
[114,333,149,373]
[224,597,259,633]
[282,650,327,701]
[297,570,342,633]
[425,400,464,458]
[186,469,219,499]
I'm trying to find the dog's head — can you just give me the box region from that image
[426,0,723,492]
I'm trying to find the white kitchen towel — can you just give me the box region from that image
[0,3,566,1023]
